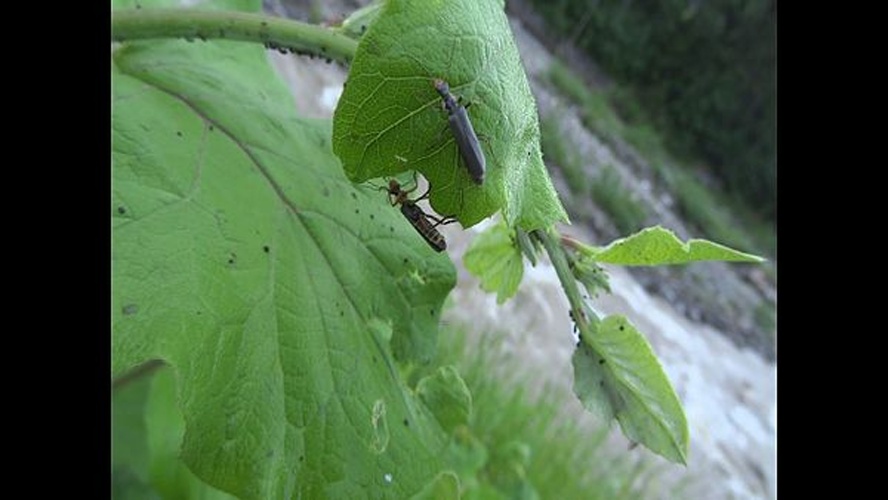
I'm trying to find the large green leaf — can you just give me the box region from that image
[572,315,689,464]
[332,0,567,230]
[593,225,764,265]
[112,33,457,500]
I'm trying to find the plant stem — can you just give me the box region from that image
[111,8,358,64]
[532,227,599,342]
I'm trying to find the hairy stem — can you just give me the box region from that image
[111,8,358,64]
[532,227,599,342]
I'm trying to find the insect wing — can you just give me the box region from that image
[400,203,447,252]
[448,103,486,185]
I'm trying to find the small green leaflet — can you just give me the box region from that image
[409,471,460,500]
[463,221,525,304]
[416,365,473,433]
[572,315,689,464]
[332,0,567,230]
[593,225,765,266]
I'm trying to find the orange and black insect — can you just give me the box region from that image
[383,177,454,252]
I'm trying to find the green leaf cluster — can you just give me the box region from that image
[112,0,768,490]
[332,0,567,230]
[463,223,763,463]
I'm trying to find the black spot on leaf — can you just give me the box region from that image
[122,304,138,316]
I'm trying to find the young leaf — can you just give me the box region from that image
[463,221,524,304]
[572,315,689,464]
[593,225,765,266]
[416,365,473,434]
[332,0,567,230]
[570,254,611,298]
[514,227,539,266]
[336,0,384,40]
[409,471,460,500]
[112,37,456,499]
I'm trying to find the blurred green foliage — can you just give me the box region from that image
[530,0,776,221]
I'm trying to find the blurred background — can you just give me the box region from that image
[279,1,775,498]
